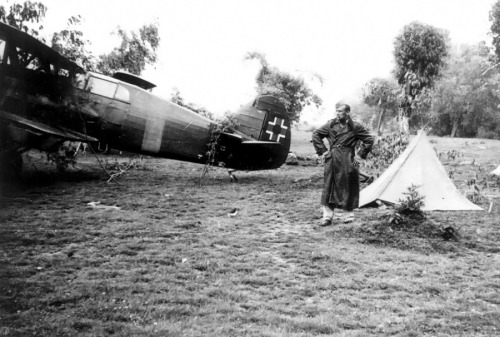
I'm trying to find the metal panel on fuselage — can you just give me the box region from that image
[233,102,266,140]
[123,85,212,163]
[84,75,128,145]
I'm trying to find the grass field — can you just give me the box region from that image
[1,130,500,336]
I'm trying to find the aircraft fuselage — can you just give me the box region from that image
[81,72,212,164]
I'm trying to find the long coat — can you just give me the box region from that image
[312,117,374,210]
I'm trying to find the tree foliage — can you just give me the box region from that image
[0,0,45,39]
[489,0,500,63]
[430,43,500,138]
[170,89,215,121]
[1,1,161,77]
[245,51,322,123]
[96,22,160,76]
[0,1,95,71]
[51,15,96,71]
[360,132,409,178]
[362,78,399,135]
[393,22,449,127]
[348,103,380,131]
[395,184,425,218]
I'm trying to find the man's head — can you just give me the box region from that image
[335,103,350,123]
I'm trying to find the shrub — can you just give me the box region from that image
[395,184,425,218]
[46,143,78,172]
[359,132,409,177]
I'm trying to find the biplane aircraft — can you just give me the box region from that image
[0,21,291,178]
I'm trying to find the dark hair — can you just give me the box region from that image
[336,103,350,113]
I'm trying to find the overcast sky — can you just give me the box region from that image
[35,0,497,122]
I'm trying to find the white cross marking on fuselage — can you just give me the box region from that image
[265,117,288,142]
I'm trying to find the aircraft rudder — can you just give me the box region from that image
[228,95,291,169]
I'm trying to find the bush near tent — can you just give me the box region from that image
[358,132,409,178]
[343,185,462,253]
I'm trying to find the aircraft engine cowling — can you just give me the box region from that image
[217,95,291,170]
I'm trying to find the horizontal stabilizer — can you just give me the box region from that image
[242,140,283,146]
[216,135,288,170]
[233,141,286,170]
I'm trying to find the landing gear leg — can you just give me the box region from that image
[228,169,238,183]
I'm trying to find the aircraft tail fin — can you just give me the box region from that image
[218,95,291,170]
[233,95,291,150]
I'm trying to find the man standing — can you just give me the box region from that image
[312,103,374,226]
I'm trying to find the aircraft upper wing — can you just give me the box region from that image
[0,109,98,143]
[0,21,83,73]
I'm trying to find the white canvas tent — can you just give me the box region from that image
[491,165,500,176]
[359,130,482,211]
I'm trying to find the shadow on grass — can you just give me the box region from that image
[0,168,103,200]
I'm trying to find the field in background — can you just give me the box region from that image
[1,131,500,336]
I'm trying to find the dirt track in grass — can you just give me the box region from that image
[1,131,500,336]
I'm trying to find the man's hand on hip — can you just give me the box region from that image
[353,154,363,167]
[317,152,328,164]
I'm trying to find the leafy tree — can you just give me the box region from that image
[0,1,95,71]
[0,0,46,39]
[51,15,96,71]
[1,1,161,77]
[393,21,449,133]
[344,101,376,128]
[490,0,500,63]
[245,51,322,123]
[171,89,215,120]
[170,89,186,107]
[96,22,160,76]
[361,78,399,135]
[430,43,500,138]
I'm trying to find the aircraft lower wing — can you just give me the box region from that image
[0,109,98,152]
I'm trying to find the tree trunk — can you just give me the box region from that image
[398,108,410,135]
[450,120,459,138]
[376,108,386,136]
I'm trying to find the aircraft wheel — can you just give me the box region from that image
[90,142,110,154]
